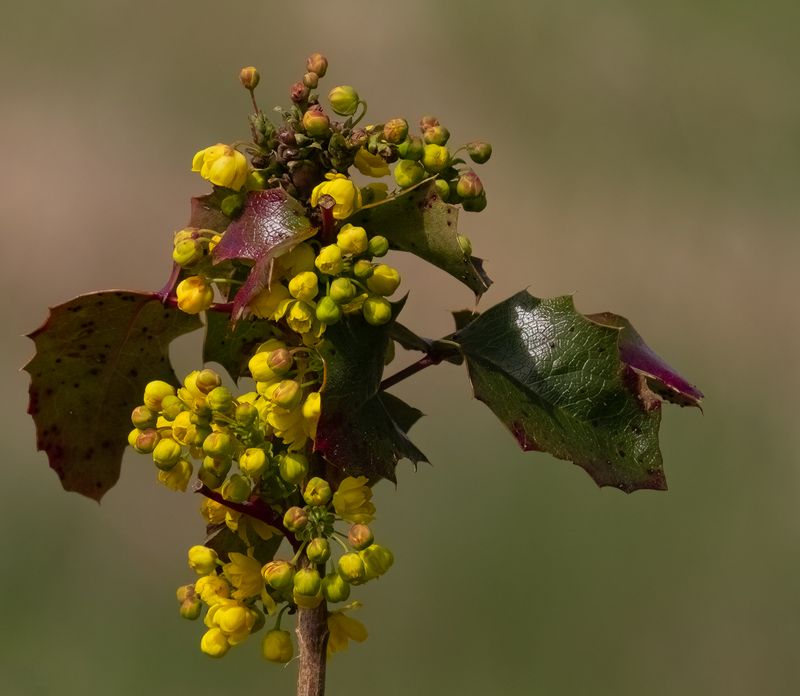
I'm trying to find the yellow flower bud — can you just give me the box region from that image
[176,276,214,314]
[200,628,230,658]
[383,118,409,144]
[310,174,362,220]
[306,52,328,78]
[180,597,202,620]
[316,296,342,325]
[321,572,351,603]
[359,543,394,579]
[306,538,331,564]
[133,428,159,454]
[294,568,322,596]
[221,474,251,503]
[347,524,374,551]
[368,235,389,257]
[353,148,389,178]
[239,66,260,91]
[337,552,367,585]
[239,448,268,477]
[191,144,249,191]
[202,432,233,458]
[288,271,319,302]
[283,506,308,533]
[393,159,425,189]
[271,380,302,410]
[278,451,309,485]
[421,144,450,174]
[362,296,392,326]
[303,477,332,506]
[262,629,293,663]
[262,560,295,591]
[158,458,193,491]
[188,545,218,575]
[143,380,175,411]
[196,575,231,605]
[336,224,369,255]
[302,107,331,137]
[315,244,344,276]
[328,85,360,116]
[152,438,182,471]
[366,265,401,296]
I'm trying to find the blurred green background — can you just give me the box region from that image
[2,1,799,694]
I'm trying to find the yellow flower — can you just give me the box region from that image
[332,476,376,524]
[302,392,321,439]
[195,575,231,606]
[157,458,192,491]
[222,552,264,600]
[249,283,290,320]
[288,272,319,302]
[205,598,257,645]
[285,300,316,335]
[314,244,344,276]
[354,148,390,177]
[310,173,362,220]
[176,276,214,314]
[200,627,230,658]
[188,545,218,576]
[278,242,316,276]
[262,629,293,663]
[200,497,228,526]
[327,609,368,656]
[191,144,249,191]
[336,224,369,256]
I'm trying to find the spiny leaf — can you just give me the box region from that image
[203,312,275,382]
[379,392,425,434]
[453,291,697,493]
[588,312,704,408]
[189,190,231,232]
[349,184,492,298]
[24,291,202,501]
[212,188,315,319]
[315,308,427,482]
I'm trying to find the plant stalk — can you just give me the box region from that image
[296,558,329,696]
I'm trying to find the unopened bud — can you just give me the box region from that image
[202,432,233,458]
[153,438,182,471]
[394,159,425,189]
[279,452,309,485]
[457,234,473,256]
[397,136,424,161]
[466,140,492,164]
[235,402,257,426]
[420,115,439,131]
[368,235,390,258]
[348,524,374,550]
[195,368,222,395]
[271,380,302,410]
[306,538,331,564]
[383,118,409,144]
[353,259,374,280]
[188,545,218,575]
[293,567,321,596]
[134,428,159,454]
[200,628,230,658]
[423,125,450,146]
[302,107,330,137]
[262,629,293,663]
[239,66,260,91]
[283,506,308,532]
[131,405,158,430]
[434,178,450,201]
[291,81,310,104]
[161,395,184,421]
[303,72,319,88]
[173,238,204,267]
[143,380,176,411]
[221,473,251,503]
[329,277,356,304]
[456,171,484,199]
[321,572,351,603]
[366,264,401,296]
[328,85,360,116]
[239,448,268,477]
[268,348,293,375]
[462,193,487,213]
[262,560,295,590]
[360,543,394,579]
[220,194,244,218]
[202,455,232,479]
[207,386,233,412]
[337,552,367,584]
[315,296,342,325]
[306,52,328,78]
[303,477,332,506]
[363,296,393,326]
[422,144,450,174]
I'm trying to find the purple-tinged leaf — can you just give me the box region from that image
[588,312,703,408]
[189,192,230,232]
[24,291,202,501]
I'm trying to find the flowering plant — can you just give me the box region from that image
[24,53,701,696]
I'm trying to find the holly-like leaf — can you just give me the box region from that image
[379,392,424,434]
[212,188,315,319]
[588,312,704,408]
[349,184,492,298]
[24,291,202,501]
[189,190,231,232]
[315,309,428,482]
[203,311,275,382]
[204,524,284,565]
[453,291,694,493]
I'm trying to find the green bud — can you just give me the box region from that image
[262,629,294,663]
[262,560,295,591]
[293,568,322,596]
[383,118,409,144]
[363,296,392,326]
[423,125,450,146]
[246,170,267,191]
[239,448,268,477]
[279,452,309,485]
[306,52,328,78]
[321,572,351,603]
[366,265,401,296]
[456,171,484,199]
[239,66,260,91]
[353,259,374,280]
[434,179,450,201]
[206,386,233,412]
[160,395,184,421]
[397,136,424,161]
[306,538,331,564]
[202,432,233,458]
[271,380,302,410]
[348,524,374,551]
[221,194,244,217]
[394,159,425,189]
[457,234,473,256]
[195,369,222,395]
[197,467,224,489]
[303,71,319,88]
[302,107,331,137]
[466,140,492,164]
[328,85,360,116]
[131,405,158,430]
[186,424,212,448]
[283,506,309,533]
[303,477,332,506]
[337,552,367,585]
[152,438,182,471]
[367,235,389,257]
[202,455,232,479]
[360,543,394,579]
[134,428,159,454]
[329,277,357,304]
[172,239,204,267]
[235,402,258,426]
[179,597,201,620]
[462,193,487,213]
[315,296,342,325]
[221,473,251,503]
[422,144,450,174]
[143,380,175,411]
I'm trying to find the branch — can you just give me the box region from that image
[296,557,329,696]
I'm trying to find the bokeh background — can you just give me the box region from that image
[2,1,799,694]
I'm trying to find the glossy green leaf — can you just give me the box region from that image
[315,309,427,482]
[454,291,673,492]
[349,184,491,298]
[24,291,202,501]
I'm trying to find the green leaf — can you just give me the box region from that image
[454,291,676,493]
[349,184,492,298]
[24,291,202,501]
[205,524,284,565]
[203,312,276,382]
[315,309,428,482]
[379,392,424,434]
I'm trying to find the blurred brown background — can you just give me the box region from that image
[2,1,799,694]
